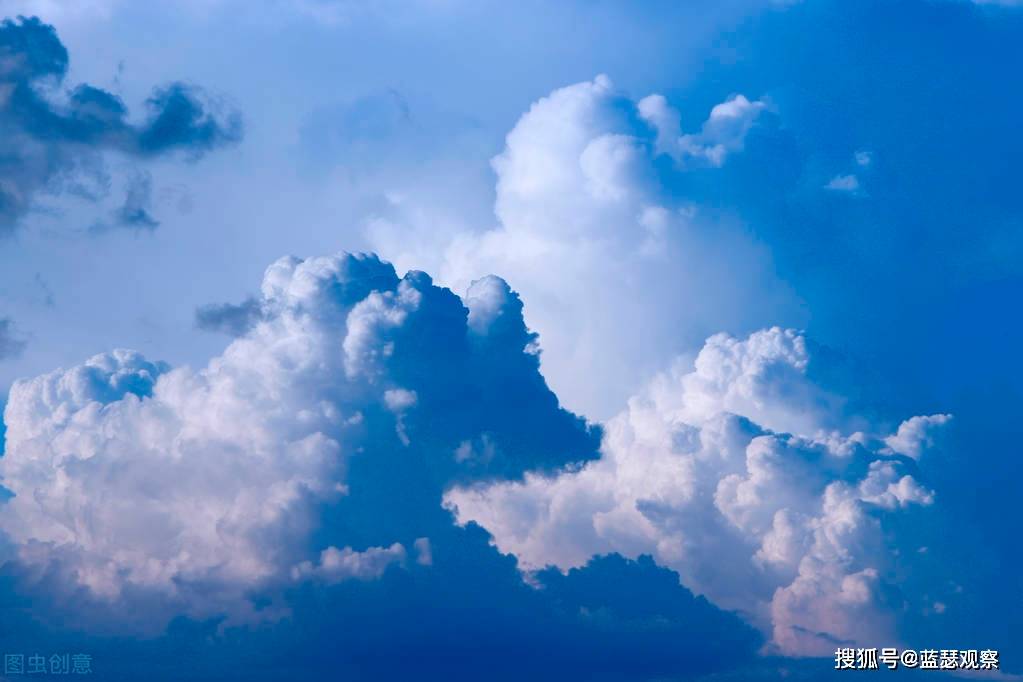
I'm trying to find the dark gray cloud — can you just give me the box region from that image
[194,296,263,336]
[0,16,242,233]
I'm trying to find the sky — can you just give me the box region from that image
[0,1,1021,680]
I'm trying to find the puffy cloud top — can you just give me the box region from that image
[406,76,794,419]
[639,92,767,167]
[0,248,950,664]
[445,327,949,656]
[0,251,597,629]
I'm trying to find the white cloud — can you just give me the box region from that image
[639,92,768,167]
[883,413,952,460]
[0,248,950,655]
[825,151,872,194]
[413,536,433,566]
[826,174,860,192]
[290,543,407,583]
[383,387,417,411]
[0,251,592,630]
[372,76,798,420]
[0,256,391,624]
[445,327,949,656]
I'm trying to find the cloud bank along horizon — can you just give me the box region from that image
[0,245,948,657]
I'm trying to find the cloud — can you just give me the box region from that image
[0,17,241,233]
[0,317,27,360]
[290,542,407,583]
[195,296,264,336]
[825,174,859,192]
[825,151,873,194]
[883,413,952,459]
[0,251,598,630]
[135,83,242,157]
[445,327,949,656]
[0,248,949,675]
[0,248,768,678]
[372,76,799,419]
[114,170,159,230]
[639,92,768,167]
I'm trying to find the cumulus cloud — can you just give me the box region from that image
[0,246,951,671]
[290,543,407,583]
[445,327,949,656]
[0,251,598,629]
[638,92,768,167]
[883,413,952,460]
[372,76,797,419]
[0,17,242,232]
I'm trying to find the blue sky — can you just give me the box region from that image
[0,1,1021,680]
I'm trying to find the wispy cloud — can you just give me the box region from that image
[0,17,242,233]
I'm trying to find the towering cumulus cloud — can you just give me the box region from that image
[373,76,795,420]
[0,17,241,232]
[0,252,597,629]
[446,327,950,656]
